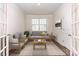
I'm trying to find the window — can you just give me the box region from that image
[32,19,47,31]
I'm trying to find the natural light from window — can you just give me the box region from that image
[32,19,47,31]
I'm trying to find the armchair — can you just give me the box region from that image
[9,33,28,54]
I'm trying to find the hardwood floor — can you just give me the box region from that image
[10,41,66,56]
[52,40,70,56]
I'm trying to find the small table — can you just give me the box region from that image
[33,39,46,49]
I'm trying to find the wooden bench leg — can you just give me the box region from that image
[45,44,46,49]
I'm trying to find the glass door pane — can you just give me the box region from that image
[0,4,4,10]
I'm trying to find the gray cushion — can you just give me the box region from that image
[31,31,47,36]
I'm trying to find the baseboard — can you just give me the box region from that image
[52,40,70,56]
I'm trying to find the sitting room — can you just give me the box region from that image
[0,3,75,56]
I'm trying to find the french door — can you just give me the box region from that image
[71,3,79,56]
[0,3,9,56]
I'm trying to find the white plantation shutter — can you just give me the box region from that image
[32,19,47,31]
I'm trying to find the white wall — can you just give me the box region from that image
[7,4,25,34]
[53,4,72,50]
[25,15,53,34]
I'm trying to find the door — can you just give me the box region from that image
[71,3,79,56]
[0,3,9,56]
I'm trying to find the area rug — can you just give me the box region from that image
[32,46,48,56]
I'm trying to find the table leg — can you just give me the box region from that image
[45,44,46,49]
[33,44,35,49]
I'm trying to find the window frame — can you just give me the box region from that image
[32,19,47,31]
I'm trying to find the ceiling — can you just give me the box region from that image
[16,3,62,15]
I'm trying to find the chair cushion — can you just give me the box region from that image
[31,31,47,36]
[10,38,19,43]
